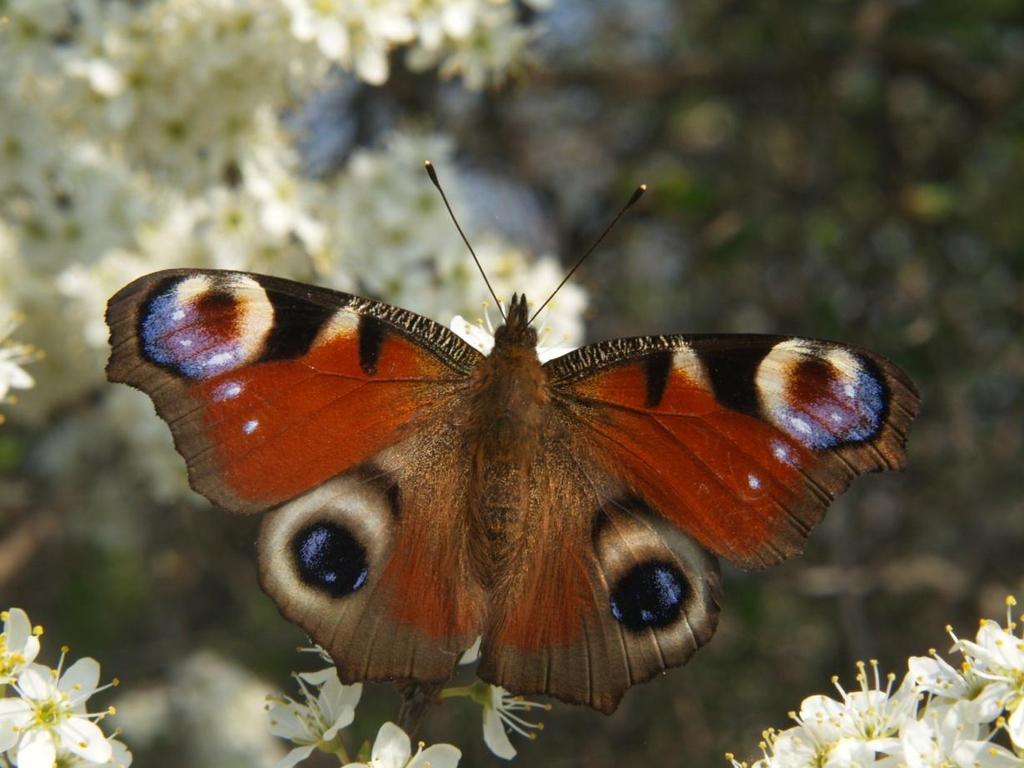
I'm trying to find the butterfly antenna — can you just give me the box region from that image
[528,183,647,324]
[424,160,505,321]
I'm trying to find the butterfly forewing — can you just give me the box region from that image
[545,333,920,569]
[106,269,481,513]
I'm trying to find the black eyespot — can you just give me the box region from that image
[291,522,369,597]
[609,561,688,630]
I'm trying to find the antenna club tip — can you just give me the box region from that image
[424,160,440,186]
[626,183,647,207]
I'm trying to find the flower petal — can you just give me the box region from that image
[273,744,317,768]
[267,700,311,741]
[59,657,102,701]
[58,715,114,763]
[408,744,462,768]
[3,608,31,652]
[18,664,56,700]
[371,722,411,768]
[297,667,336,686]
[951,739,1023,768]
[109,738,134,767]
[319,676,361,730]
[16,727,57,768]
[0,698,30,751]
[908,655,968,698]
[482,706,516,760]
[1006,699,1024,749]
[458,636,482,666]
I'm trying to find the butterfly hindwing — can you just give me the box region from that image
[257,423,487,684]
[476,426,722,713]
[545,334,920,569]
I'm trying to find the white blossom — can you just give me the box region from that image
[0,657,117,767]
[900,702,1020,768]
[480,685,549,760]
[0,609,42,686]
[951,598,1024,749]
[728,597,1024,768]
[342,721,460,768]
[281,0,544,87]
[408,2,534,91]
[267,667,362,768]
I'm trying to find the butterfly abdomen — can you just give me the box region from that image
[465,342,551,578]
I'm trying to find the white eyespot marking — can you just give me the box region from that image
[672,344,714,392]
[771,440,795,465]
[179,338,192,348]
[172,309,186,321]
[243,419,259,434]
[175,274,215,303]
[790,416,812,434]
[747,474,761,490]
[756,339,886,450]
[213,381,243,401]
[314,310,360,347]
[206,351,235,369]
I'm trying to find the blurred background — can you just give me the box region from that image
[1,0,1022,765]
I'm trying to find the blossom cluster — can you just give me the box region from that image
[0,607,130,768]
[0,0,582,509]
[266,643,549,766]
[286,0,551,88]
[728,597,1024,767]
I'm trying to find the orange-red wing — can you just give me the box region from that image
[546,334,919,569]
[106,269,481,513]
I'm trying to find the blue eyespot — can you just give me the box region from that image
[777,367,885,450]
[140,287,244,379]
[609,561,687,631]
[292,522,369,597]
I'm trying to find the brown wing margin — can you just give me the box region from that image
[545,334,920,569]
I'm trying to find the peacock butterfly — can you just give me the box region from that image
[105,254,918,714]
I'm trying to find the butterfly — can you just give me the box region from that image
[105,268,919,714]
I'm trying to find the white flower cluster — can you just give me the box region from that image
[284,0,549,87]
[729,596,1024,768]
[0,0,577,507]
[267,661,459,768]
[0,608,130,768]
[267,645,549,765]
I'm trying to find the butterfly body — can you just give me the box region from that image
[106,269,919,713]
[465,295,547,554]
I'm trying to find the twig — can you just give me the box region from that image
[395,681,445,739]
